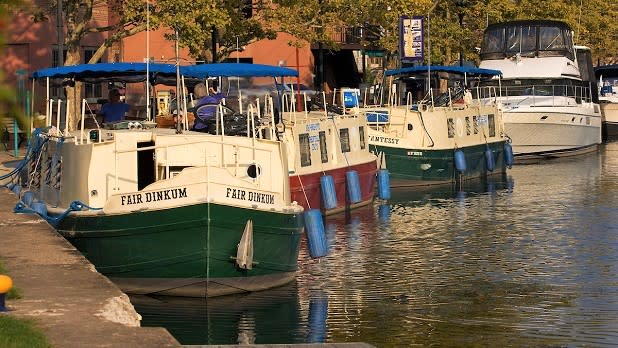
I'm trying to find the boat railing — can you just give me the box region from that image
[44,98,72,137]
[496,84,593,106]
[471,86,500,106]
[110,105,280,189]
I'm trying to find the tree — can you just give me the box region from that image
[26,0,272,130]
[270,0,618,69]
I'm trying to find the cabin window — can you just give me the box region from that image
[488,114,496,137]
[299,133,312,167]
[473,116,479,134]
[359,126,366,149]
[465,117,471,135]
[539,26,565,51]
[506,25,537,55]
[319,131,328,163]
[447,118,455,138]
[340,128,351,153]
[482,27,505,53]
[162,166,189,180]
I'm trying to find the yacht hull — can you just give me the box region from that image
[502,105,602,160]
[600,102,618,140]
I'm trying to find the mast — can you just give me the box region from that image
[175,28,182,133]
[146,1,150,121]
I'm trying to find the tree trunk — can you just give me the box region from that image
[63,47,82,131]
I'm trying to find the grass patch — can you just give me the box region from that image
[0,260,21,300]
[0,315,51,348]
[0,261,49,347]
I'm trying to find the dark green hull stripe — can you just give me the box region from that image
[370,141,507,185]
[56,202,304,296]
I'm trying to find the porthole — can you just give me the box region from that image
[247,163,262,179]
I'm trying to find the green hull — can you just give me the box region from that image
[370,141,507,187]
[56,203,304,297]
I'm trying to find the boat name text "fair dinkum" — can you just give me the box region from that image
[226,187,275,204]
[121,188,188,205]
[369,135,399,144]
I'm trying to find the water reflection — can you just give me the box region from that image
[131,283,302,345]
[134,144,618,347]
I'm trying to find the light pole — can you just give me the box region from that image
[57,0,63,67]
[455,0,468,67]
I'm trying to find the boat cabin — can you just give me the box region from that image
[480,20,575,61]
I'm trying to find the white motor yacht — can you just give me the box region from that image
[479,20,602,161]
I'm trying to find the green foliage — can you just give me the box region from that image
[269,0,618,66]
[9,0,618,76]
[0,316,51,348]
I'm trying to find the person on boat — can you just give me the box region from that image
[169,89,178,115]
[98,88,130,123]
[191,82,224,131]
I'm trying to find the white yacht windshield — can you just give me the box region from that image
[481,21,575,61]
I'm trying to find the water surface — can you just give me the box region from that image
[133,142,618,347]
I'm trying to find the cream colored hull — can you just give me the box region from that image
[600,102,618,139]
[500,103,602,158]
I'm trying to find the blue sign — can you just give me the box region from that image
[400,16,424,62]
[343,90,359,108]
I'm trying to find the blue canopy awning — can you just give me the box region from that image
[31,62,298,84]
[594,65,618,78]
[31,62,177,82]
[181,63,299,78]
[385,65,502,77]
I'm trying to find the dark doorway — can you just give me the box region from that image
[137,141,155,190]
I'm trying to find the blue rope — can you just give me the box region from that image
[1,128,49,184]
[14,200,102,227]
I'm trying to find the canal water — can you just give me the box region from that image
[131,142,618,347]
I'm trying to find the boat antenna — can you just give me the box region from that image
[576,0,583,43]
[146,1,151,121]
[426,12,434,107]
[174,27,182,133]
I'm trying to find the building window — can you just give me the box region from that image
[51,47,68,98]
[359,126,366,149]
[52,47,67,68]
[319,131,328,163]
[339,128,351,153]
[83,48,102,99]
[473,116,479,134]
[299,133,312,167]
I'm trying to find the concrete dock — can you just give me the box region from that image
[0,150,181,347]
[0,149,375,348]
